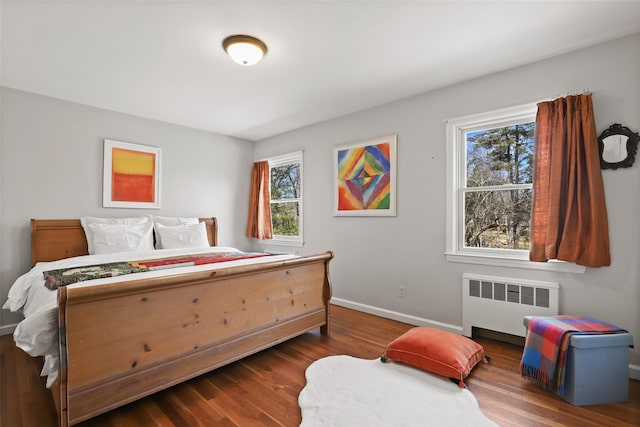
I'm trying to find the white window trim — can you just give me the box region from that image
[263,150,304,247]
[445,104,585,274]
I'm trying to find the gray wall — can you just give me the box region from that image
[253,33,640,369]
[0,87,254,329]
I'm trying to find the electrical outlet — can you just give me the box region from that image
[398,286,406,298]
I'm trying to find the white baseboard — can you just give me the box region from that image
[331,297,640,381]
[629,364,640,380]
[330,297,462,334]
[0,323,17,336]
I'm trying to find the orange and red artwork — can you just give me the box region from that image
[111,147,156,203]
[103,139,161,208]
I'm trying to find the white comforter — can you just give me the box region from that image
[2,247,296,388]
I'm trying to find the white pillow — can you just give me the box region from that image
[81,216,151,254]
[154,222,210,250]
[152,216,199,248]
[88,222,154,255]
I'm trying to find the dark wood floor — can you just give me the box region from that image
[2,305,639,427]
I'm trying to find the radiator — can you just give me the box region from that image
[462,273,559,337]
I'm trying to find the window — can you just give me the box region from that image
[267,151,303,246]
[445,103,584,273]
[464,123,534,251]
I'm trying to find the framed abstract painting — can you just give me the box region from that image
[334,134,397,216]
[103,139,161,209]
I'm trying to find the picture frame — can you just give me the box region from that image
[103,139,161,209]
[334,134,397,216]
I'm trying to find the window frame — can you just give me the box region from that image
[264,150,304,247]
[445,103,584,273]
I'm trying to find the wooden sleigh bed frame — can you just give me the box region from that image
[30,217,333,427]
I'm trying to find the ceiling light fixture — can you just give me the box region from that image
[222,35,267,66]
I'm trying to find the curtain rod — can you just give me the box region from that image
[537,89,592,104]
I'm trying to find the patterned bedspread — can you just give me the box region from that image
[520,315,627,394]
[43,251,270,290]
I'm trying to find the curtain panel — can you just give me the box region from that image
[529,94,610,267]
[246,161,273,240]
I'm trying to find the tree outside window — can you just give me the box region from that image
[270,163,300,236]
[267,151,303,245]
[464,123,534,250]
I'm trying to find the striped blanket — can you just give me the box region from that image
[43,251,270,290]
[520,316,627,395]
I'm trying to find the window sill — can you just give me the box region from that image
[445,252,586,274]
[261,239,304,248]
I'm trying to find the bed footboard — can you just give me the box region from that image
[57,252,333,426]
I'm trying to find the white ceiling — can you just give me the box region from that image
[2,1,640,141]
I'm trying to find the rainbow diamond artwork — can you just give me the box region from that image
[335,135,396,215]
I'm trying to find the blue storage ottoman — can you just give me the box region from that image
[523,316,634,406]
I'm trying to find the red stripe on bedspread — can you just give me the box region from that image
[132,253,268,268]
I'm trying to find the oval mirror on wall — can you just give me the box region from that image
[598,123,639,169]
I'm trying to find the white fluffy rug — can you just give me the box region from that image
[299,355,498,427]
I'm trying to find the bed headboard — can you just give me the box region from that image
[30,217,218,266]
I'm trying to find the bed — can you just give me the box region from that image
[4,217,333,427]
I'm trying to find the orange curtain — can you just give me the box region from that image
[246,161,273,239]
[529,94,610,267]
